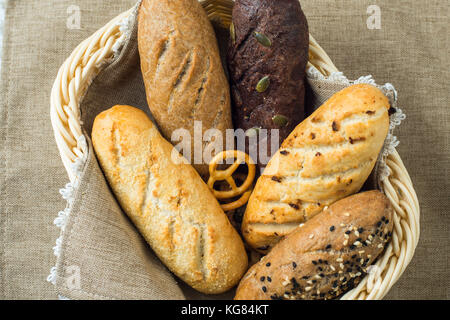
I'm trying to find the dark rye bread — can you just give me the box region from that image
[234,191,394,300]
[227,0,309,167]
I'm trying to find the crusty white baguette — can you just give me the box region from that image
[92,105,247,294]
[235,190,394,300]
[138,0,233,178]
[242,84,390,253]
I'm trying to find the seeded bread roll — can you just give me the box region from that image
[235,190,394,300]
[242,84,390,253]
[227,0,309,168]
[138,0,233,178]
[92,105,247,294]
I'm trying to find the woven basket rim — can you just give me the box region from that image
[49,2,420,300]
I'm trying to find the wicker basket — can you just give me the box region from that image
[49,1,420,300]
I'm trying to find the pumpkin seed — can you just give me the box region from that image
[253,32,272,47]
[256,76,270,92]
[245,127,261,137]
[272,115,289,127]
[230,22,236,44]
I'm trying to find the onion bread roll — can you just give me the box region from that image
[242,84,391,253]
[92,105,247,294]
[235,191,394,300]
[138,0,233,178]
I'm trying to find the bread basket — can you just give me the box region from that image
[49,0,420,300]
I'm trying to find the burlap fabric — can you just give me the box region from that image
[0,0,448,300]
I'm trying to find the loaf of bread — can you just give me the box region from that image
[227,0,309,168]
[242,84,391,253]
[138,0,233,178]
[92,105,247,294]
[235,190,394,300]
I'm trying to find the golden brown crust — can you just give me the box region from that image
[138,0,233,177]
[92,105,247,294]
[242,84,390,252]
[235,190,394,300]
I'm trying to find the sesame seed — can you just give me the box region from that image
[343,240,348,246]
[262,286,267,292]
[344,234,349,239]
[344,212,350,216]
[260,276,265,282]
[307,280,313,285]
[345,230,351,235]
[330,226,335,232]
[358,227,364,233]
[266,262,271,267]
[299,223,304,228]
[378,244,383,248]
[312,260,318,265]
[330,265,336,271]
[309,234,314,239]
[336,257,343,262]
[340,223,346,227]
[292,262,297,269]
[326,244,332,250]
[305,287,312,292]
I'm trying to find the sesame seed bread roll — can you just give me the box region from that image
[242,84,391,253]
[235,190,394,300]
[92,105,247,294]
[138,0,233,178]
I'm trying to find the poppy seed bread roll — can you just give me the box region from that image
[92,105,247,294]
[242,84,391,253]
[235,191,394,300]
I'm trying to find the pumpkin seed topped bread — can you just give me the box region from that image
[227,0,309,168]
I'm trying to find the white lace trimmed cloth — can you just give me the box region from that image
[307,66,406,182]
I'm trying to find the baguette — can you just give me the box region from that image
[138,0,233,178]
[92,105,247,294]
[242,84,391,253]
[235,190,394,300]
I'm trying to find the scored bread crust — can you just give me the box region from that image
[242,84,391,252]
[138,0,233,178]
[92,105,247,294]
[235,190,394,300]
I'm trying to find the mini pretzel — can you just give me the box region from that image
[208,150,256,211]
